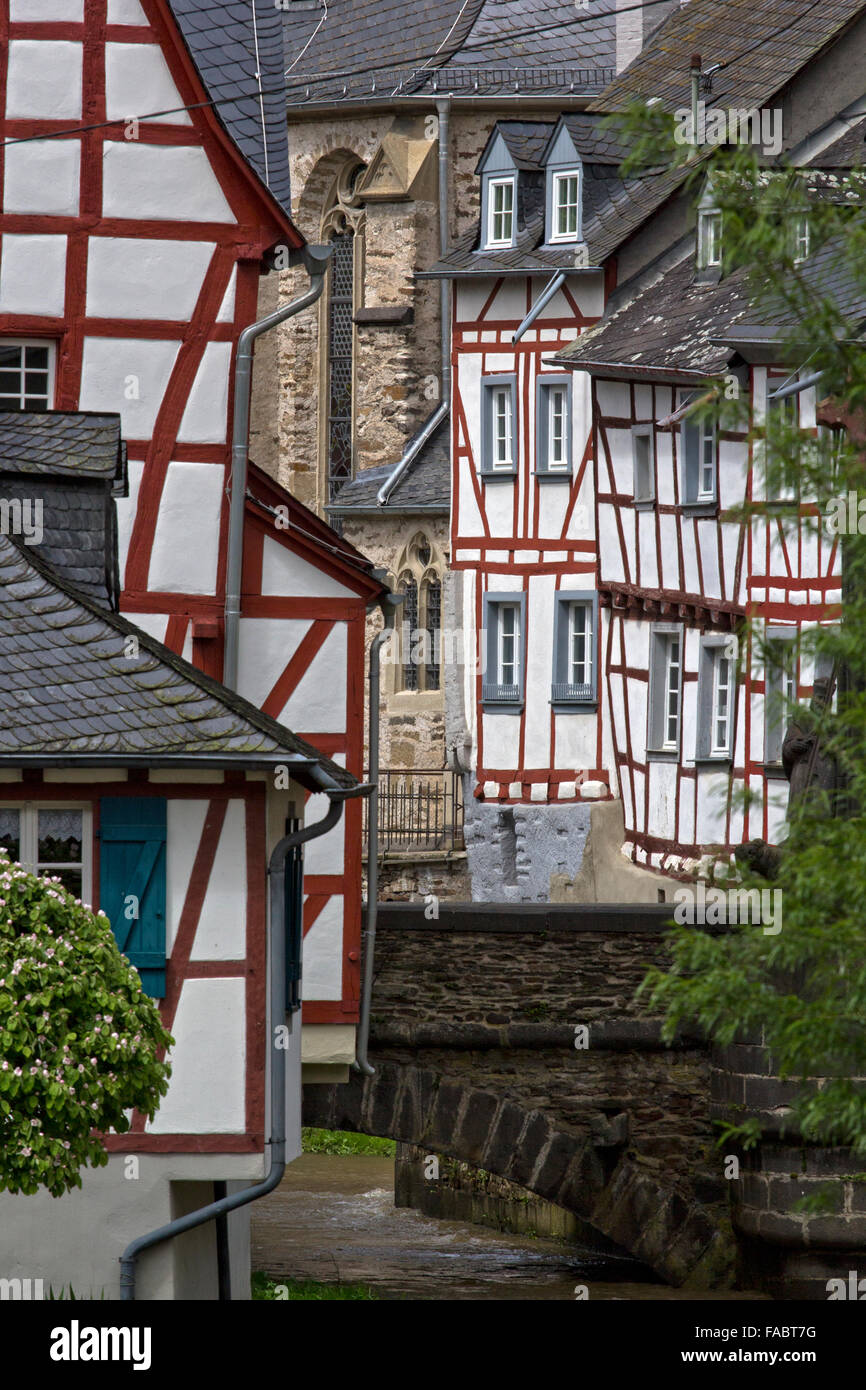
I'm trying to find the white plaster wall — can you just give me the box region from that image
[217,267,237,322]
[482,712,520,769]
[102,144,235,223]
[7,41,82,120]
[107,0,148,21]
[302,895,344,1000]
[149,977,246,1133]
[302,777,347,876]
[79,336,180,437]
[598,501,625,581]
[147,461,223,594]
[636,509,658,589]
[695,769,730,845]
[191,799,248,961]
[177,340,232,444]
[237,617,312,708]
[648,759,677,842]
[0,234,66,316]
[166,799,208,955]
[115,457,144,587]
[554,714,597,772]
[105,43,192,126]
[522,574,555,768]
[261,535,355,598]
[4,138,80,216]
[656,430,676,506]
[281,626,347,733]
[12,0,82,17]
[0,1151,260,1301]
[699,519,721,598]
[127,611,168,645]
[86,237,214,321]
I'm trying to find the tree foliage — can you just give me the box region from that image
[614,106,866,1150]
[0,856,172,1196]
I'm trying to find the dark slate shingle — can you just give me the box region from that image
[166,0,293,217]
[281,0,620,103]
[0,536,355,787]
[328,414,450,513]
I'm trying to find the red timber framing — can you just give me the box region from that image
[240,466,383,1025]
[10,780,266,1155]
[592,367,842,862]
[0,3,383,1024]
[451,277,604,796]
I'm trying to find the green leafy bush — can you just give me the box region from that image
[0,854,173,1197]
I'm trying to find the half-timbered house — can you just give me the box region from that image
[420,116,686,898]
[0,0,385,1079]
[0,411,365,1299]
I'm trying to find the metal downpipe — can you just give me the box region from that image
[119,785,366,1301]
[354,595,402,1076]
[223,243,332,691]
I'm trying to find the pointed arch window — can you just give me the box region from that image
[320,160,366,509]
[395,534,443,693]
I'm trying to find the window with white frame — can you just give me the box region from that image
[482,376,517,474]
[764,631,797,766]
[487,177,515,248]
[0,341,54,412]
[551,170,580,242]
[0,805,90,900]
[552,594,597,703]
[791,215,810,264]
[632,424,655,502]
[696,636,736,759]
[697,209,722,269]
[679,391,717,504]
[648,626,683,753]
[482,594,525,706]
[537,378,571,473]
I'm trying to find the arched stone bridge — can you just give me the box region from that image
[303,903,735,1289]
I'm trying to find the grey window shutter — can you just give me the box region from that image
[682,417,700,502]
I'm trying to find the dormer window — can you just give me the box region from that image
[698,209,722,269]
[550,171,580,242]
[487,177,515,248]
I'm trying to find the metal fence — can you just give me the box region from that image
[364,769,464,852]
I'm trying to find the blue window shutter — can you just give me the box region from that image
[99,798,167,999]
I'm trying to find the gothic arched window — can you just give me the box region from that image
[395,533,442,693]
[321,161,365,507]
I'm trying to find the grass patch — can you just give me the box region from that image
[252,1272,379,1301]
[302,1126,396,1157]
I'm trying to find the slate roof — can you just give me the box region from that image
[166,0,293,218]
[0,412,126,608]
[554,240,752,378]
[553,217,866,380]
[281,0,624,104]
[809,116,866,168]
[0,411,124,483]
[591,0,866,117]
[328,415,450,513]
[421,114,689,277]
[0,534,355,787]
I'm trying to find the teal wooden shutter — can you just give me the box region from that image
[99,798,167,999]
[286,829,303,1014]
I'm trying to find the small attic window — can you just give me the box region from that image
[697,209,722,270]
[550,170,580,242]
[486,177,515,248]
[791,214,810,264]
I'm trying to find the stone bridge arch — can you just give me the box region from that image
[303,1060,732,1289]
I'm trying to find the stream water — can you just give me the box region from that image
[250,1154,764,1301]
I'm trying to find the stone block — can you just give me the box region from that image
[580,780,607,799]
[558,781,577,799]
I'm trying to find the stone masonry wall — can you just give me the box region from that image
[463,796,592,902]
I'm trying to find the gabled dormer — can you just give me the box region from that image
[540,121,583,246]
[476,124,551,252]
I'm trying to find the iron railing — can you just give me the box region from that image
[364,769,464,853]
